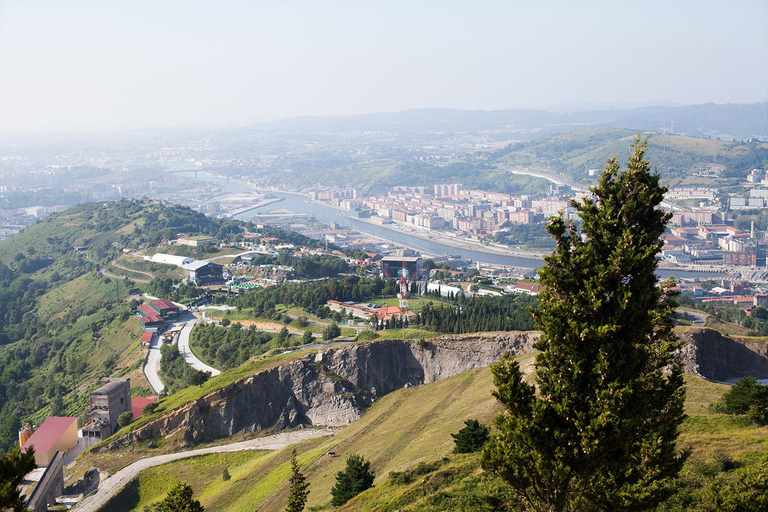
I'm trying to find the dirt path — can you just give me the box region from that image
[73,428,337,512]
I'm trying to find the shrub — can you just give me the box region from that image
[330,454,375,506]
[451,419,490,454]
[710,376,768,425]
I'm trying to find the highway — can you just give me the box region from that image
[176,312,221,376]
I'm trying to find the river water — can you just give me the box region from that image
[185,172,721,279]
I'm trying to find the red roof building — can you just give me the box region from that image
[22,417,78,466]
[131,396,159,418]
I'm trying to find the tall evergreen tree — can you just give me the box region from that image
[482,139,687,511]
[286,449,310,512]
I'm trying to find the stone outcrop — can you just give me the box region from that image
[678,328,768,382]
[101,332,538,450]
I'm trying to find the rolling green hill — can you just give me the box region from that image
[0,200,234,453]
[94,356,768,511]
[493,130,768,187]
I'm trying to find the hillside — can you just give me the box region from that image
[93,358,767,511]
[0,200,235,453]
[492,130,768,187]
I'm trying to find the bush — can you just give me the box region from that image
[117,411,133,429]
[222,468,230,481]
[142,402,159,415]
[331,454,375,506]
[451,419,490,454]
[323,322,341,341]
[710,376,768,425]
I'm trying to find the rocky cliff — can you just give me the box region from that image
[678,328,768,382]
[102,332,539,450]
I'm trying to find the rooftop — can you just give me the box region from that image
[151,298,178,310]
[22,417,77,454]
[92,378,129,396]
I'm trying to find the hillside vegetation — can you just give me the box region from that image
[0,200,238,453]
[96,357,768,511]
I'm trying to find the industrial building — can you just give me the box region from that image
[20,417,78,467]
[183,260,223,284]
[381,256,422,279]
[144,253,194,267]
[176,235,218,246]
[135,299,180,331]
[81,378,131,445]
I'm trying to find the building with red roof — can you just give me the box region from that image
[22,416,78,466]
[148,299,179,320]
[131,396,159,418]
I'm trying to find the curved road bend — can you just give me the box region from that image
[177,313,221,376]
[143,333,165,394]
[73,428,337,512]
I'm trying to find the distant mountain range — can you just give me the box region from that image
[250,102,767,140]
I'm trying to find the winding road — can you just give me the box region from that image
[143,333,164,394]
[177,312,221,376]
[73,428,337,512]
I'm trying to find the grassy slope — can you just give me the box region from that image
[102,353,767,511]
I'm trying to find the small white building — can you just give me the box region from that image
[145,253,194,267]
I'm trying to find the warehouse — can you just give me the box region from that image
[182,260,223,285]
[145,253,194,267]
[148,298,179,320]
[21,417,78,467]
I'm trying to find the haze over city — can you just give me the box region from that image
[1,0,767,134]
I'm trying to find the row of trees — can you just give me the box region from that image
[414,295,536,333]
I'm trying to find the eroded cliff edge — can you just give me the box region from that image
[678,328,768,382]
[102,332,539,450]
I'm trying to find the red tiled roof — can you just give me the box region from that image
[138,303,156,315]
[22,417,77,454]
[151,299,178,310]
[132,396,159,418]
[515,282,544,292]
[141,332,153,343]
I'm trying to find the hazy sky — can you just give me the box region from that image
[1,0,766,134]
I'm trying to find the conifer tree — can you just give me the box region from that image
[286,449,310,512]
[330,454,375,506]
[482,139,687,511]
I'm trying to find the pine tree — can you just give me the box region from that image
[451,419,490,454]
[330,454,375,506]
[152,482,204,512]
[0,446,36,512]
[482,139,687,511]
[285,449,310,512]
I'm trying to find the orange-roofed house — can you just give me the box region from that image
[22,416,78,466]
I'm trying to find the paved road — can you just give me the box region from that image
[177,313,221,376]
[143,333,165,394]
[679,308,709,327]
[73,428,337,512]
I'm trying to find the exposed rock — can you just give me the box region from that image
[100,331,539,450]
[677,328,768,381]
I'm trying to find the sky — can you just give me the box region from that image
[1,0,767,134]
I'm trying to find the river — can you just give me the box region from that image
[181,171,722,279]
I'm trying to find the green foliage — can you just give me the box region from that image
[302,329,314,345]
[330,454,375,506]
[357,330,380,341]
[415,295,535,333]
[143,402,159,415]
[388,458,447,485]
[451,419,490,454]
[323,322,341,341]
[189,323,278,370]
[698,456,768,512]
[145,481,204,512]
[482,139,687,511]
[159,344,210,393]
[286,449,310,512]
[118,411,134,428]
[709,377,768,425]
[0,446,36,512]
[222,468,230,482]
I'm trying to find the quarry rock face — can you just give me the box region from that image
[678,329,768,382]
[102,332,539,450]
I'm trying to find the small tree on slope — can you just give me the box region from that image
[286,449,310,512]
[482,138,687,512]
[331,454,375,506]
